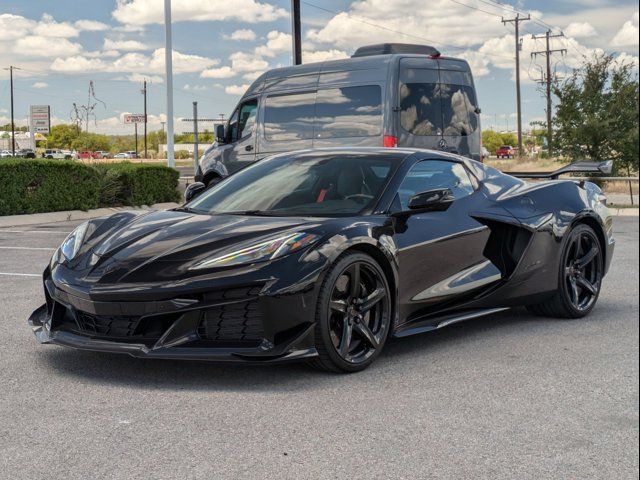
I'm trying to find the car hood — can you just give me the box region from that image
[58,209,323,284]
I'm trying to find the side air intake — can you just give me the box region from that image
[352,43,441,58]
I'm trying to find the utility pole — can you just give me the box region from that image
[291,0,302,65]
[531,30,566,156]
[141,79,148,159]
[4,66,20,156]
[502,14,529,157]
[164,0,175,168]
[192,101,199,176]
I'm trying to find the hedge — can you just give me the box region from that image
[94,162,181,207]
[0,159,180,216]
[0,158,101,215]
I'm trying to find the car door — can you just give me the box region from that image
[222,98,258,174]
[391,159,500,322]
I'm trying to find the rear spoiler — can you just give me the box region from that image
[509,160,613,180]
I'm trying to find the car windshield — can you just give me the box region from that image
[187,152,398,216]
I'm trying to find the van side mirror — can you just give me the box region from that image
[407,188,455,213]
[184,182,206,203]
[216,124,226,144]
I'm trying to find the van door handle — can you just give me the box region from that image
[245,145,254,152]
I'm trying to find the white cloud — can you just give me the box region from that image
[112,0,287,26]
[16,36,83,57]
[302,49,349,63]
[614,52,639,70]
[255,30,292,58]
[0,14,37,41]
[51,48,219,75]
[201,66,236,79]
[564,22,598,39]
[126,73,164,83]
[611,12,639,47]
[74,19,109,31]
[33,14,79,38]
[103,38,151,51]
[225,84,250,96]
[229,51,269,73]
[226,29,257,41]
[32,82,49,89]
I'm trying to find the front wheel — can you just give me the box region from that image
[527,224,603,318]
[310,252,392,373]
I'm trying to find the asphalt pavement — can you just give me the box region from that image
[0,217,637,480]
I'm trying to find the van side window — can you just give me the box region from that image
[237,99,258,140]
[264,91,316,141]
[314,85,382,139]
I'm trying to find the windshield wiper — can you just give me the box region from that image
[174,206,201,213]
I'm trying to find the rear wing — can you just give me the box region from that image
[509,160,613,180]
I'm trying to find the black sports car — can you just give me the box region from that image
[29,148,615,372]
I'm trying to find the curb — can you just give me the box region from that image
[612,208,639,217]
[0,203,180,228]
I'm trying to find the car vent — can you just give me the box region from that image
[197,299,264,343]
[75,311,140,337]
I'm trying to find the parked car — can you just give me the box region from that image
[114,152,132,159]
[18,149,36,158]
[29,148,614,372]
[77,151,103,160]
[126,151,139,159]
[197,43,482,186]
[96,150,112,159]
[496,145,515,159]
[42,149,72,160]
[0,150,12,158]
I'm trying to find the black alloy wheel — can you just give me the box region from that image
[528,224,604,318]
[311,252,391,372]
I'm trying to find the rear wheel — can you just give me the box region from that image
[527,224,603,318]
[310,252,392,373]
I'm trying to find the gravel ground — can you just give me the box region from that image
[0,217,637,480]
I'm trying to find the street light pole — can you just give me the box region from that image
[164,0,175,168]
[141,79,148,159]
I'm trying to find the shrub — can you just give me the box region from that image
[95,162,181,207]
[0,158,101,215]
[0,159,180,216]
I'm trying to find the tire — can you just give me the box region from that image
[309,252,392,373]
[205,175,222,188]
[527,224,604,319]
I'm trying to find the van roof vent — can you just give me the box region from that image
[351,43,441,58]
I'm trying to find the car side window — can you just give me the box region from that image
[396,160,475,209]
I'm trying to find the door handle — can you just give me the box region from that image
[245,145,254,152]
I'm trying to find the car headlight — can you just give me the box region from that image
[191,232,319,270]
[60,222,89,261]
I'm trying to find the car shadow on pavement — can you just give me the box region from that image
[35,308,570,392]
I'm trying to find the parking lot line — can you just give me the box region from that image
[0,246,55,251]
[0,272,41,277]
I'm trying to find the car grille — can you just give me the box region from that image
[197,286,265,343]
[75,311,141,337]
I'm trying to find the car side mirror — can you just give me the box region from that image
[407,188,455,213]
[216,124,226,144]
[184,182,206,203]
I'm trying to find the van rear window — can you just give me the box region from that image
[264,85,382,142]
[400,70,479,137]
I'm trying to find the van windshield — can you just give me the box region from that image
[187,153,397,216]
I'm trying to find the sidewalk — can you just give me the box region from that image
[0,203,179,228]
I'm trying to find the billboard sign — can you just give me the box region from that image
[29,105,50,134]
[124,114,146,124]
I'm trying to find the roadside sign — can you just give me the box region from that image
[29,105,50,134]
[124,114,146,124]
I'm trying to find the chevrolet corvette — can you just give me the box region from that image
[29,148,615,372]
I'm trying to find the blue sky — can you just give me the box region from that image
[1,0,638,135]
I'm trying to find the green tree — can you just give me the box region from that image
[482,130,518,155]
[553,53,639,173]
[47,124,82,149]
